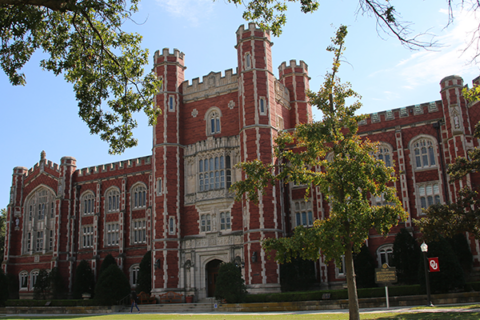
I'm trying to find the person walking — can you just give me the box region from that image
[130,290,140,313]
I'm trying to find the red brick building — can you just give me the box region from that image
[2,23,480,299]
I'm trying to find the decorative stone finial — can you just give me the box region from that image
[40,150,46,161]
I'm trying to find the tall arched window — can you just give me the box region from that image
[24,187,55,254]
[412,138,436,169]
[205,107,222,136]
[19,271,28,289]
[106,188,120,213]
[130,264,140,287]
[30,270,39,290]
[132,184,147,209]
[81,192,95,216]
[377,245,394,267]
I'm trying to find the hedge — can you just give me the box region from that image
[244,285,423,303]
[5,299,100,307]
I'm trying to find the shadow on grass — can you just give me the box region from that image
[367,311,480,320]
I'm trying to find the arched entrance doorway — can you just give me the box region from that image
[206,259,222,297]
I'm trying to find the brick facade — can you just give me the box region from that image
[2,24,480,299]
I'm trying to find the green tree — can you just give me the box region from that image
[0,208,5,262]
[280,258,315,292]
[49,267,65,299]
[1,0,161,154]
[0,268,8,306]
[232,26,407,320]
[98,254,116,278]
[136,250,151,294]
[418,237,465,293]
[73,260,95,299]
[353,245,375,289]
[214,262,247,303]
[94,264,130,305]
[392,228,420,285]
[33,269,50,300]
[6,273,18,299]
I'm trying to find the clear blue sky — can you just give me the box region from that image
[1,0,479,209]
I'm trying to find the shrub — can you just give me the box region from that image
[393,228,420,284]
[94,264,130,305]
[49,267,65,299]
[0,268,9,306]
[33,269,50,300]
[6,273,18,299]
[354,245,376,288]
[280,258,316,292]
[418,236,465,293]
[448,234,473,279]
[136,251,151,294]
[214,262,247,303]
[73,260,95,299]
[98,254,117,277]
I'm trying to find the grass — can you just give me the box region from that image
[2,310,480,320]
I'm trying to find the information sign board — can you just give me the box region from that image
[375,263,397,284]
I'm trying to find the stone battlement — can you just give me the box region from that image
[154,48,185,60]
[359,101,441,126]
[25,160,60,177]
[77,156,151,176]
[236,22,267,36]
[279,60,308,73]
[182,69,238,102]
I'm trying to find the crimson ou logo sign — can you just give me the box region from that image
[428,258,440,272]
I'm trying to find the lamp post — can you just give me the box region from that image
[420,242,433,307]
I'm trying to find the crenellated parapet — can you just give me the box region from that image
[77,156,151,177]
[358,101,441,127]
[153,48,185,67]
[236,22,272,43]
[440,75,464,91]
[278,60,309,79]
[182,69,238,103]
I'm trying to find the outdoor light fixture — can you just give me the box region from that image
[155,258,162,270]
[251,251,257,263]
[421,242,433,307]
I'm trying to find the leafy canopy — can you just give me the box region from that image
[0,0,161,154]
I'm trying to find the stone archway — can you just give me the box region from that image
[206,259,222,297]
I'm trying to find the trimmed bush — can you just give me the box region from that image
[214,262,247,303]
[280,258,316,292]
[354,245,376,288]
[98,254,117,277]
[5,299,100,307]
[33,269,50,300]
[418,237,465,293]
[94,264,130,305]
[73,260,95,299]
[136,250,151,294]
[6,273,18,299]
[393,228,420,284]
[0,268,9,306]
[244,285,422,303]
[49,267,65,299]
[448,234,473,279]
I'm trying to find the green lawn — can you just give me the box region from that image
[2,311,480,320]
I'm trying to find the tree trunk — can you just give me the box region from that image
[345,242,360,320]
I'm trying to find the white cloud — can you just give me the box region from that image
[370,9,480,87]
[156,0,214,26]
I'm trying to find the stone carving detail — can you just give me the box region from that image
[192,109,198,118]
[228,100,235,109]
[275,80,291,110]
[187,234,242,248]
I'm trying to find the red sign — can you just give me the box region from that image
[428,257,440,272]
